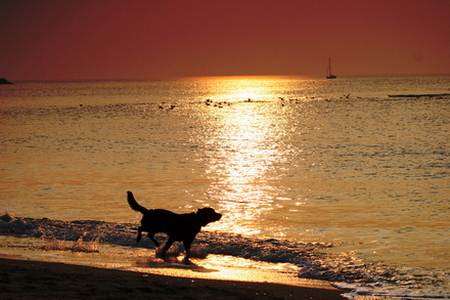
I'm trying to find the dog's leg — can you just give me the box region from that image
[136,227,143,243]
[159,236,175,259]
[148,234,160,247]
[182,238,195,264]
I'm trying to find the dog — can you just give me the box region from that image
[127,191,222,262]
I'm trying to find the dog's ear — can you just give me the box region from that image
[196,207,221,226]
[197,207,214,213]
[196,207,213,217]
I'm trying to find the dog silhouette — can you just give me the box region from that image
[127,191,221,262]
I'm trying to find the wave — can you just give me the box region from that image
[1,213,449,300]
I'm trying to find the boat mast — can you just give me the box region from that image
[326,58,337,79]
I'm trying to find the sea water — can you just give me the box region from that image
[1,76,449,299]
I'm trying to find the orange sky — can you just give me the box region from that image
[1,0,449,80]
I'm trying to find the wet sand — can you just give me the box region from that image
[0,257,345,299]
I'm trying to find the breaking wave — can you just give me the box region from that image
[1,213,449,300]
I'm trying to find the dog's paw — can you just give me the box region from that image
[182,257,192,265]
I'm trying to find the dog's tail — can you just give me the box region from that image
[127,191,148,214]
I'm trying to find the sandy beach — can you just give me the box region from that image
[0,257,345,299]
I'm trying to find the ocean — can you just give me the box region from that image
[1,75,449,299]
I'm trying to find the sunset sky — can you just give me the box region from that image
[1,0,449,81]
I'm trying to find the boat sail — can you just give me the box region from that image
[326,58,337,79]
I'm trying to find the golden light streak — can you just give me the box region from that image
[201,77,288,236]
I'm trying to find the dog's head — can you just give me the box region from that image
[196,207,222,227]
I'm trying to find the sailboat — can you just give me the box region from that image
[326,58,337,79]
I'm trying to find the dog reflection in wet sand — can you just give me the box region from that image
[127,191,222,263]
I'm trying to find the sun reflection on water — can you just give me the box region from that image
[200,77,289,236]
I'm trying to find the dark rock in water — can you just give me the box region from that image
[0,213,15,222]
[387,93,450,98]
[0,78,13,84]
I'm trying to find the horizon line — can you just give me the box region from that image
[4,72,450,83]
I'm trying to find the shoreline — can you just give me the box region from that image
[0,257,346,299]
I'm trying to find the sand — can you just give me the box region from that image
[0,257,345,299]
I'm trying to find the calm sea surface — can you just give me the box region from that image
[1,76,449,299]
